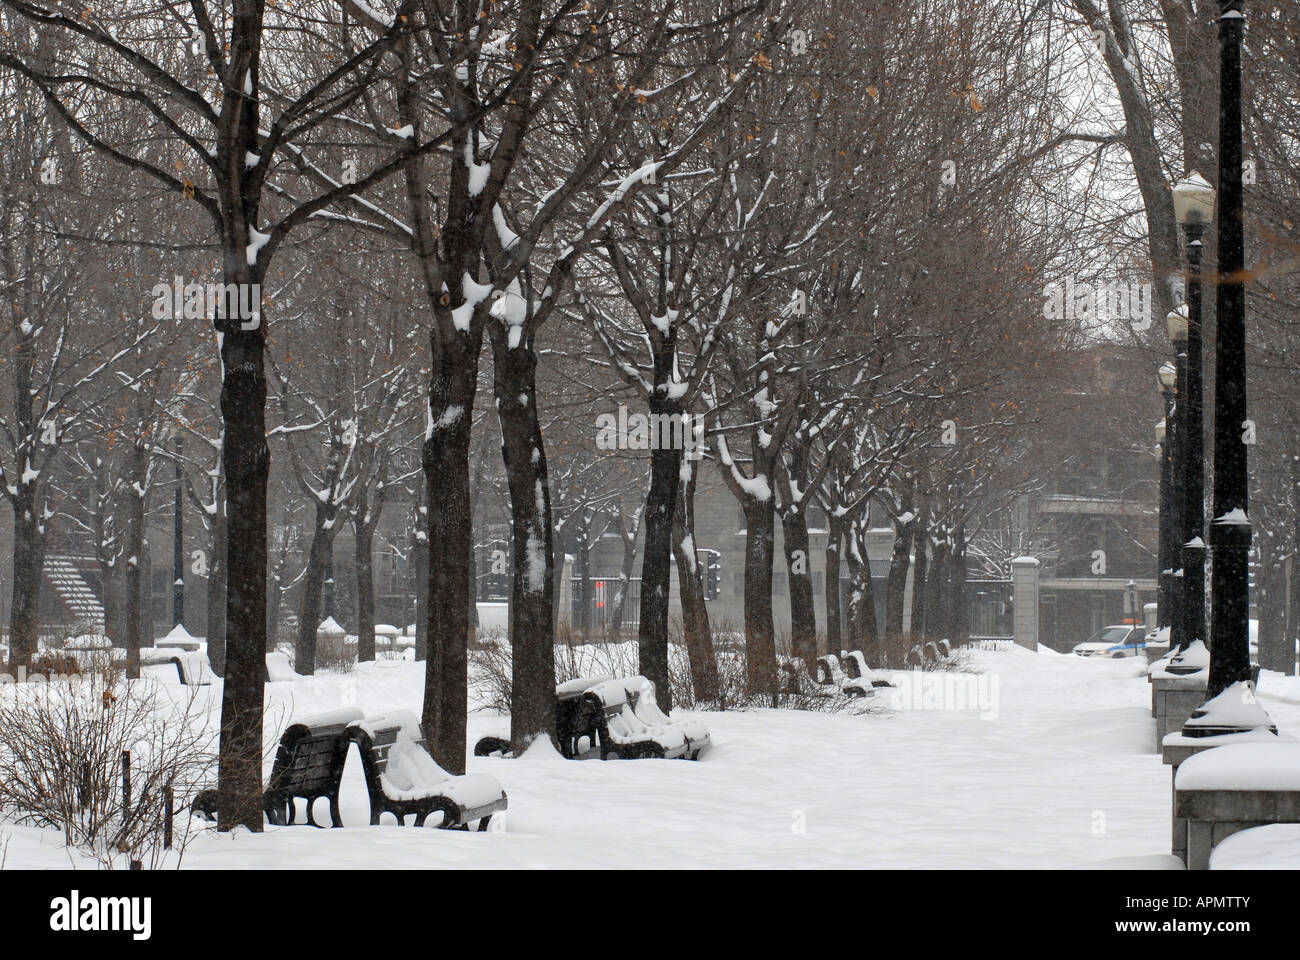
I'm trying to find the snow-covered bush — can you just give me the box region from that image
[0,671,214,868]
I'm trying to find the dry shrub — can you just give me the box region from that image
[0,668,215,868]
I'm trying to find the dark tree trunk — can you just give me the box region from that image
[295,506,337,676]
[909,533,929,643]
[216,285,270,833]
[824,514,844,653]
[124,441,146,680]
[846,523,879,659]
[672,460,717,703]
[949,522,968,645]
[422,335,480,775]
[638,396,682,711]
[8,493,44,672]
[783,507,817,670]
[207,505,228,674]
[924,540,950,642]
[267,537,285,653]
[885,510,916,640]
[414,495,429,662]
[574,518,592,639]
[355,520,376,663]
[607,511,640,637]
[489,323,557,755]
[742,498,778,702]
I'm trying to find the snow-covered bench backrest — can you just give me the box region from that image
[349,710,453,799]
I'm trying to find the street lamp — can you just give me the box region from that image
[1170,172,1214,668]
[1166,308,1190,656]
[1183,1,1272,735]
[1156,363,1180,638]
[1155,416,1172,629]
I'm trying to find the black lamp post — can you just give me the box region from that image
[1179,2,1275,736]
[1157,364,1178,634]
[1170,172,1215,662]
[1166,354,1188,653]
[1156,412,1174,631]
[1206,1,1252,701]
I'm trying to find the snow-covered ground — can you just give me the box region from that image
[5,646,1300,869]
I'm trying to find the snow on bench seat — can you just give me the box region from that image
[348,710,507,829]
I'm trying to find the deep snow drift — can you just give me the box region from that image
[4,645,1299,869]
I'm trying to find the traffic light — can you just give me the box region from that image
[702,549,721,601]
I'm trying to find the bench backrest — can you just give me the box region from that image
[816,655,843,686]
[268,720,353,797]
[360,725,409,781]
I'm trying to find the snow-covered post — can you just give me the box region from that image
[316,616,346,669]
[1010,556,1040,651]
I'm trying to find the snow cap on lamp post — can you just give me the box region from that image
[1166,303,1189,345]
[1172,170,1216,227]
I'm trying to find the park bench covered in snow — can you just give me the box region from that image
[779,653,877,699]
[583,676,710,760]
[349,711,507,829]
[140,647,215,685]
[556,675,609,758]
[842,650,894,691]
[193,707,361,827]
[475,675,709,761]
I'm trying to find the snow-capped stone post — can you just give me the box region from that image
[1010,556,1039,651]
[316,616,346,668]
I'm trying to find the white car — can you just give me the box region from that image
[1072,624,1148,658]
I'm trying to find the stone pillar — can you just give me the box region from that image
[1010,556,1040,651]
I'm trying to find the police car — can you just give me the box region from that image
[1072,623,1148,658]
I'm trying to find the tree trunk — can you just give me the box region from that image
[123,441,146,680]
[355,520,376,663]
[909,533,929,643]
[489,323,557,754]
[267,536,285,653]
[295,505,337,676]
[925,540,950,642]
[673,460,717,703]
[783,507,817,670]
[207,506,228,674]
[949,522,968,646]
[8,492,44,672]
[216,290,270,833]
[846,521,879,659]
[574,518,592,639]
[607,511,640,637]
[742,498,778,702]
[638,397,682,711]
[885,511,915,640]
[422,335,480,775]
[414,495,429,662]
[824,514,844,653]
